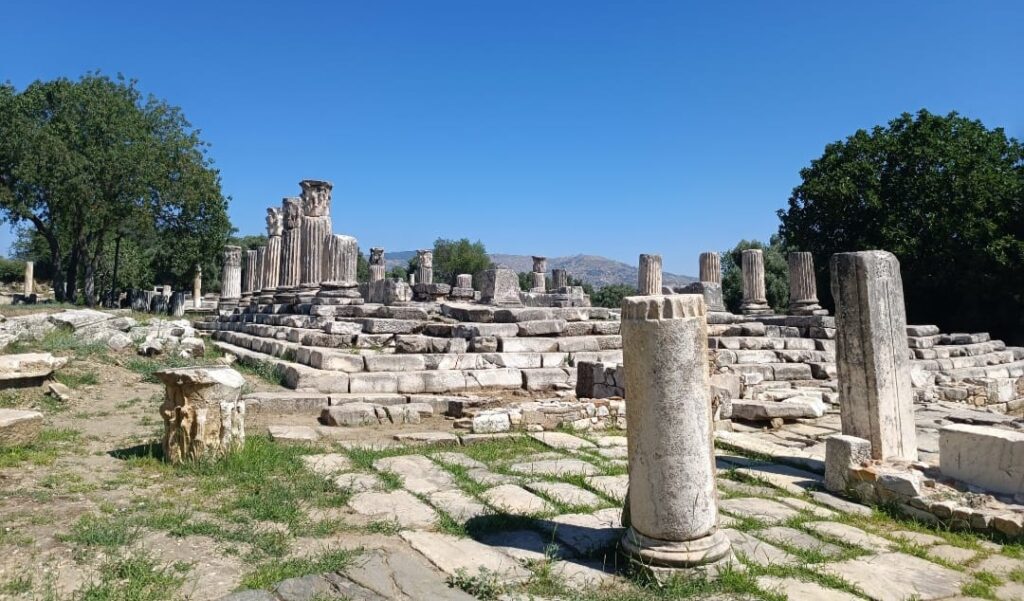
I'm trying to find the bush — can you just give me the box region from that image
[0,257,25,283]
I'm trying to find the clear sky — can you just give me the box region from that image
[2,1,1021,276]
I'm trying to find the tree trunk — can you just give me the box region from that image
[65,243,81,305]
[83,232,105,307]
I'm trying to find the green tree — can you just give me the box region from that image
[778,110,1024,340]
[721,237,789,313]
[356,251,369,283]
[0,73,230,304]
[432,238,492,284]
[517,271,533,291]
[591,284,638,309]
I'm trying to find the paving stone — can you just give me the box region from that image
[927,544,977,563]
[348,490,438,528]
[585,474,628,503]
[300,453,351,476]
[722,529,798,567]
[432,452,488,470]
[333,472,381,493]
[400,530,532,581]
[805,521,894,552]
[538,508,623,556]
[824,552,967,600]
[719,497,800,524]
[465,468,512,486]
[735,463,823,495]
[594,435,627,447]
[267,424,320,443]
[719,514,740,528]
[392,431,460,446]
[342,547,477,600]
[549,560,622,591]
[508,458,601,477]
[777,496,837,519]
[996,582,1024,600]
[525,481,602,508]
[218,591,278,601]
[427,489,490,521]
[757,526,842,557]
[477,529,563,562]
[756,576,861,601]
[809,491,874,516]
[716,478,777,497]
[970,553,1024,576]
[482,484,554,515]
[890,530,944,547]
[596,446,628,459]
[528,431,596,450]
[273,574,335,601]
[373,455,458,494]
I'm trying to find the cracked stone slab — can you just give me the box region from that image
[723,529,798,567]
[482,484,554,515]
[823,552,966,600]
[432,452,488,470]
[334,472,382,493]
[525,481,602,508]
[549,560,623,591]
[400,530,532,581]
[537,508,623,557]
[373,455,458,495]
[776,496,837,519]
[529,431,597,451]
[585,475,628,503]
[340,547,477,600]
[477,529,565,562]
[301,453,352,476]
[508,458,601,477]
[757,526,843,557]
[804,521,894,552]
[348,490,438,529]
[756,576,861,601]
[719,497,801,524]
[427,489,490,521]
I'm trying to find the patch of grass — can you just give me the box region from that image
[7,328,110,359]
[376,469,403,491]
[1008,567,1024,583]
[365,519,402,535]
[0,391,23,408]
[54,368,100,388]
[435,509,469,537]
[0,427,81,468]
[455,436,551,467]
[77,553,187,601]
[61,514,141,550]
[238,547,360,590]
[447,568,508,600]
[962,576,999,600]
[234,359,288,387]
[0,574,32,595]
[431,460,488,496]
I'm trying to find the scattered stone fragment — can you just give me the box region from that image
[482,484,554,515]
[824,552,966,601]
[892,530,944,547]
[267,424,320,443]
[46,381,72,402]
[154,366,246,463]
[348,490,437,529]
[776,496,837,519]
[320,402,380,427]
[0,352,68,384]
[392,431,460,447]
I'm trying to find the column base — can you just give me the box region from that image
[314,284,365,305]
[790,300,828,316]
[620,527,732,570]
[740,301,774,316]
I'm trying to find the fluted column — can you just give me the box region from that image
[299,180,333,296]
[241,249,258,303]
[638,254,662,295]
[699,252,721,284]
[740,249,772,315]
[417,250,433,285]
[254,247,266,298]
[620,294,732,570]
[531,256,548,292]
[317,235,363,305]
[788,252,825,315]
[552,269,568,290]
[276,197,302,302]
[219,246,241,310]
[260,208,283,302]
[369,247,386,282]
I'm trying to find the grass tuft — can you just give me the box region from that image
[238,548,360,590]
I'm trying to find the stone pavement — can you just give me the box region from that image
[223,430,1024,600]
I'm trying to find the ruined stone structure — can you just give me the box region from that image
[276,197,303,302]
[531,256,547,292]
[638,254,662,296]
[552,268,568,290]
[788,252,825,315]
[368,247,386,282]
[740,249,772,315]
[620,295,731,570]
[218,246,241,310]
[155,366,246,464]
[193,266,202,309]
[699,252,721,284]
[260,208,283,302]
[317,234,363,305]
[417,250,433,286]
[241,249,259,304]
[299,180,333,298]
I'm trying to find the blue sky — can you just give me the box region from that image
[2,1,1021,276]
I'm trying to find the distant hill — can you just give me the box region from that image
[384,251,695,289]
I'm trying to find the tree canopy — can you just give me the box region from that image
[432,238,492,284]
[0,73,231,304]
[778,109,1024,340]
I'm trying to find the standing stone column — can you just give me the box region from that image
[552,269,568,290]
[219,246,242,311]
[830,251,917,462]
[620,295,731,570]
[299,180,333,297]
[368,247,386,282]
[740,249,772,315]
[417,250,433,285]
[169,292,186,317]
[254,247,266,301]
[317,234,363,305]
[193,266,202,309]
[241,250,258,304]
[260,208,283,303]
[637,254,663,296]
[788,252,825,315]
[699,252,721,284]
[456,274,473,289]
[276,197,303,302]
[23,261,33,296]
[531,256,547,292]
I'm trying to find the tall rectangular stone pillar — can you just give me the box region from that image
[193,266,202,309]
[416,250,433,285]
[23,261,33,296]
[830,250,917,462]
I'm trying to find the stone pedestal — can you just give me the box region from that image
[193,266,202,309]
[638,254,662,296]
[830,250,917,462]
[219,246,242,311]
[155,367,246,464]
[369,278,413,305]
[619,295,731,571]
[169,292,186,317]
[551,269,568,290]
[275,197,303,303]
[740,249,773,315]
[480,268,522,306]
[299,180,333,298]
[260,207,283,303]
[455,274,473,289]
[699,252,721,285]
[788,252,826,315]
[317,234,363,305]
[23,261,33,296]
[531,272,546,292]
[369,247,386,283]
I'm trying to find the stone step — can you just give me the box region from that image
[714,349,833,366]
[940,359,1024,380]
[498,335,621,353]
[213,340,350,392]
[913,350,1018,371]
[723,363,816,381]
